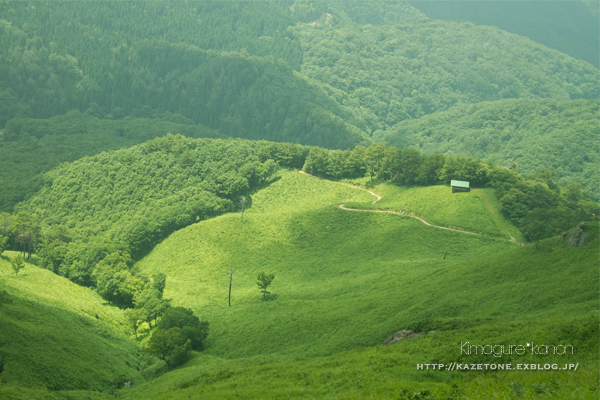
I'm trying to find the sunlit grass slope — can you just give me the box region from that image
[345,181,523,242]
[0,252,140,398]
[128,170,598,399]
[123,314,599,400]
[134,170,587,360]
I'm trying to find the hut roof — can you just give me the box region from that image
[451,180,470,188]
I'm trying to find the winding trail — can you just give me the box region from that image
[299,170,519,244]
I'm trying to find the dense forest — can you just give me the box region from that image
[378,99,600,201]
[0,113,223,212]
[292,18,598,133]
[1,1,597,135]
[0,18,368,148]
[409,0,599,68]
[1,0,598,214]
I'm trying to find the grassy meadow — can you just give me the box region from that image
[124,169,598,399]
[0,252,140,398]
[121,313,599,399]
[343,181,524,242]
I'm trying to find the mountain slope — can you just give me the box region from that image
[124,169,598,398]
[1,1,598,144]
[409,0,600,68]
[15,137,304,289]
[0,9,369,149]
[293,18,598,132]
[377,99,600,201]
[0,252,139,397]
[135,170,596,358]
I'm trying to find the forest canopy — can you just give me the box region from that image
[0,1,597,139]
[378,99,600,201]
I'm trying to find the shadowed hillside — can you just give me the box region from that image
[0,252,139,397]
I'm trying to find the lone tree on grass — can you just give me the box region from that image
[11,255,24,275]
[257,271,275,300]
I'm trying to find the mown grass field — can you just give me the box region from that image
[125,169,598,399]
[0,252,140,399]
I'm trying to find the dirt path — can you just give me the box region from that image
[338,205,481,236]
[299,170,518,244]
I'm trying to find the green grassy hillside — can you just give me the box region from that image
[1,3,598,398]
[122,312,599,399]
[135,170,594,357]
[0,252,140,398]
[124,169,598,399]
[344,181,523,241]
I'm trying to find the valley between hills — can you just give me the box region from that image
[0,1,598,399]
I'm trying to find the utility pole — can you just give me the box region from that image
[228,268,234,306]
[239,196,247,222]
